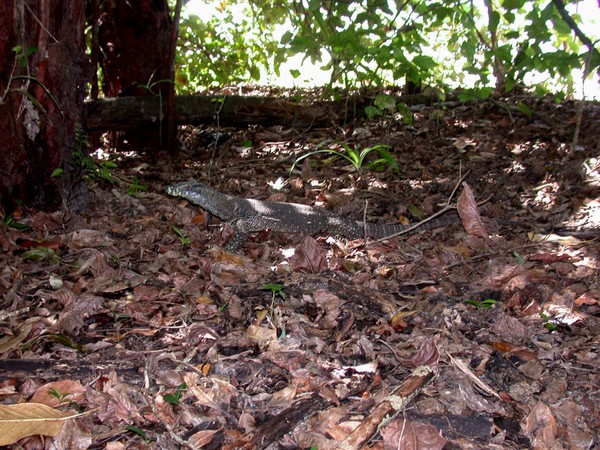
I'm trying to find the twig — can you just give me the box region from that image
[338,365,435,450]
[23,1,59,43]
[446,352,501,399]
[369,172,468,244]
[369,204,457,245]
[362,198,369,249]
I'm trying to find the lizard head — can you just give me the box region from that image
[165,181,233,219]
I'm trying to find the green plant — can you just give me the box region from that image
[2,212,28,230]
[126,425,156,443]
[291,141,400,175]
[132,71,174,96]
[47,388,74,405]
[163,383,187,406]
[513,251,525,264]
[73,150,119,185]
[261,282,287,300]
[464,298,497,309]
[21,246,60,264]
[179,1,598,97]
[0,46,62,116]
[365,94,397,120]
[171,226,191,245]
[540,312,558,331]
[127,178,147,196]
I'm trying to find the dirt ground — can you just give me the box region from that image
[1,94,599,449]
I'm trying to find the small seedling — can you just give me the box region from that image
[132,71,174,96]
[163,383,187,406]
[540,313,558,331]
[513,251,525,264]
[171,226,191,245]
[126,425,156,443]
[127,178,147,196]
[261,282,286,300]
[47,388,74,405]
[365,93,397,119]
[464,298,497,309]
[2,213,28,230]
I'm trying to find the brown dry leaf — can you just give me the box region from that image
[0,403,80,446]
[189,429,221,447]
[313,290,343,330]
[0,323,32,355]
[102,374,145,424]
[522,401,557,449]
[290,236,327,273]
[66,229,115,248]
[268,384,298,408]
[155,394,177,427]
[410,340,440,368]
[491,315,532,344]
[390,310,416,331]
[380,418,446,450]
[457,183,488,238]
[57,294,104,335]
[479,263,527,290]
[50,417,93,450]
[30,380,86,407]
[247,324,278,350]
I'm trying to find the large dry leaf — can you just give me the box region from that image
[380,418,446,450]
[457,183,488,238]
[522,401,557,449]
[290,236,327,273]
[0,403,79,446]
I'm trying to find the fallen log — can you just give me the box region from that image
[84,93,440,131]
[85,95,346,131]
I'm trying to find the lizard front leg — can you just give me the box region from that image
[224,219,250,251]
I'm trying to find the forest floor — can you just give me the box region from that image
[1,93,599,449]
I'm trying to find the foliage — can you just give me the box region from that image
[171,225,191,245]
[176,0,599,97]
[127,178,148,197]
[0,46,63,143]
[163,383,187,405]
[176,6,280,92]
[261,282,287,300]
[365,94,416,125]
[21,247,60,264]
[47,388,74,406]
[291,140,400,175]
[464,298,498,309]
[126,426,156,443]
[2,212,28,230]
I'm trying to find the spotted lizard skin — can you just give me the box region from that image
[166,181,458,251]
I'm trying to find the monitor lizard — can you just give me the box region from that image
[166,181,460,251]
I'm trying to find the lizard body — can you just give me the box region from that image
[166,181,458,251]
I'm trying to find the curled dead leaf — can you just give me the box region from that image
[457,183,488,238]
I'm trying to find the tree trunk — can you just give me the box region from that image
[96,0,173,150]
[0,0,87,214]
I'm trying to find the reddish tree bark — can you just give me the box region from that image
[0,0,88,213]
[96,0,173,150]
